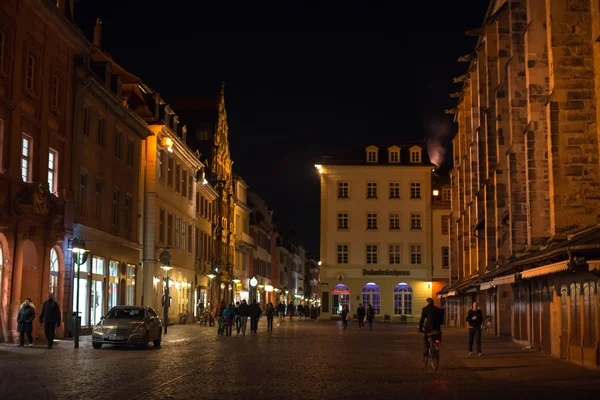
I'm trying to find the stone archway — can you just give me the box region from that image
[20,240,39,308]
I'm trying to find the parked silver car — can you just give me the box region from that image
[92,306,162,349]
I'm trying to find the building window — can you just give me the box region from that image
[175,164,181,192]
[411,213,422,230]
[442,188,451,201]
[442,247,449,269]
[188,175,193,201]
[21,135,32,182]
[180,221,186,251]
[115,131,122,159]
[79,172,88,215]
[126,140,134,167]
[97,117,106,147]
[337,213,349,230]
[125,195,132,232]
[188,223,193,253]
[167,214,173,246]
[362,283,381,314]
[112,190,120,226]
[389,150,400,163]
[367,149,378,163]
[82,105,91,137]
[26,53,35,91]
[52,75,59,108]
[367,182,378,199]
[410,149,421,163]
[394,283,412,315]
[48,149,58,194]
[0,31,5,72]
[196,193,200,214]
[366,244,378,264]
[337,182,349,199]
[410,244,422,265]
[182,169,188,198]
[126,264,136,305]
[389,213,400,230]
[49,248,59,297]
[108,261,119,309]
[389,182,400,199]
[157,151,164,181]
[389,244,401,264]
[441,215,449,235]
[167,157,174,187]
[174,217,180,248]
[410,182,421,199]
[336,244,349,264]
[367,213,378,230]
[159,209,165,244]
[94,180,103,219]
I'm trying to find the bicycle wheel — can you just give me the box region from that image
[431,345,440,370]
[423,352,429,368]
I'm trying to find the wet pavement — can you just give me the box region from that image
[1,318,599,399]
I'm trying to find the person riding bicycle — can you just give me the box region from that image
[418,298,443,357]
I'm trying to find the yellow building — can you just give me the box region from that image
[233,177,253,302]
[317,143,447,320]
[71,22,151,330]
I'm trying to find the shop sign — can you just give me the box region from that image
[362,269,410,276]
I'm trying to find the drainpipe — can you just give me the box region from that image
[141,141,148,305]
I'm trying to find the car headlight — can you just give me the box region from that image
[92,326,104,335]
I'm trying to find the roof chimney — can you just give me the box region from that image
[93,18,102,48]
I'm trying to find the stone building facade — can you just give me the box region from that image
[0,0,88,342]
[442,0,600,368]
[318,143,449,320]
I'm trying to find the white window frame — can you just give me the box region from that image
[337,181,349,199]
[410,182,421,199]
[389,213,400,230]
[389,244,401,264]
[337,244,349,264]
[367,213,378,230]
[48,148,58,194]
[367,150,378,163]
[366,182,378,199]
[410,149,421,163]
[21,134,32,182]
[389,182,400,199]
[442,188,451,201]
[389,150,400,163]
[411,213,422,230]
[410,244,422,265]
[442,247,450,269]
[337,212,349,230]
[366,244,378,264]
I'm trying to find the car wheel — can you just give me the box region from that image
[92,342,102,349]
[153,333,162,348]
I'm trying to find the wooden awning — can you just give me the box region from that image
[520,261,569,279]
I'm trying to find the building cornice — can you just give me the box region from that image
[73,223,143,251]
[31,0,90,53]
[321,165,434,174]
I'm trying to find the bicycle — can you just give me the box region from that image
[482,316,491,334]
[419,329,441,370]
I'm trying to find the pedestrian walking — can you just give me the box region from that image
[223,302,235,336]
[266,302,275,332]
[239,299,250,335]
[297,303,304,319]
[340,304,349,330]
[467,301,483,356]
[39,293,61,349]
[366,304,375,330]
[234,301,241,335]
[249,300,262,334]
[356,303,366,330]
[214,300,226,336]
[287,301,295,320]
[17,298,35,347]
[277,302,285,320]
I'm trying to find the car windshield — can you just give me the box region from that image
[106,308,146,320]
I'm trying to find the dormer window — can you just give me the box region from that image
[388,146,400,163]
[410,146,422,163]
[366,146,378,163]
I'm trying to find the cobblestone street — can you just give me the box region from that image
[1,319,599,400]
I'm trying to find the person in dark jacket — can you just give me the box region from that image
[223,303,235,336]
[265,302,275,332]
[297,303,304,319]
[39,293,61,349]
[419,298,443,357]
[234,301,241,335]
[366,304,375,331]
[287,301,295,320]
[466,301,484,356]
[238,300,250,335]
[17,298,36,347]
[356,303,366,330]
[214,300,226,336]
[277,302,285,320]
[340,304,349,330]
[249,300,262,334]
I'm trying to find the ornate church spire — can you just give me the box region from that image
[216,81,229,147]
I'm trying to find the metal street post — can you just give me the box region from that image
[159,250,172,335]
[70,238,88,349]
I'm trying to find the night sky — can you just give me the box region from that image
[74,1,488,255]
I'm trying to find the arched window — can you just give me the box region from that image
[49,248,59,296]
[332,283,349,315]
[583,282,595,348]
[394,283,412,315]
[570,283,581,346]
[361,283,381,314]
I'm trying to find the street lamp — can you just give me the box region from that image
[159,250,172,335]
[250,276,258,303]
[69,237,88,349]
[207,269,217,309]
